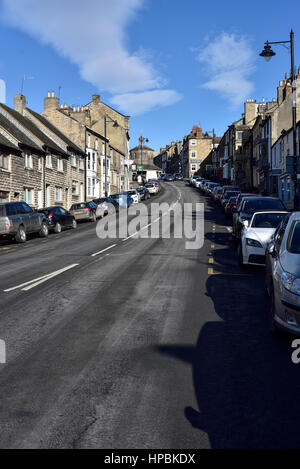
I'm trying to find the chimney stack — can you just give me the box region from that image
[92,94,100,103]
[44,91,59,113]
[14,94,26,115]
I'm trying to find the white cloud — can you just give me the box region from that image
[1,0,181,114]
[111,89,183,116]
[196,33,256,108]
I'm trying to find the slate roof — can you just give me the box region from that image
[27,109,85,155]
[0,104,68,155]
[0,133,21,153]
[0,112,42,152]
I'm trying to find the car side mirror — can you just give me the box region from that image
[243,220,249,228]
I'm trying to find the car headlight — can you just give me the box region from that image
[282,272,300,295]
[246,238,262,248]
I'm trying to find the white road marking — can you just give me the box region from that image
[91,244,117,257]
[4,264,79,292]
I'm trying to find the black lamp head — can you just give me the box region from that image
[260,41,276,62]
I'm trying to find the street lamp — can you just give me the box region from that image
[260,29,298,210]
[139,134,149,168]
[103,114,119,197]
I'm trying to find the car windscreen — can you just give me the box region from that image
[251,212,287,228]
[289,221,300,253]
[71,203,86,209]
[244,199,285,213]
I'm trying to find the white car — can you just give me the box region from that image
[125,189,140,204]
[238,210,288,266]
[145,182,158,195]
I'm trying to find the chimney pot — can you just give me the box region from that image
[48,92,51,97]
[52,91,55,97]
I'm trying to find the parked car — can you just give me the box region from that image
[38,206,77,232]
[174,173,183,180]
[206,183,221,195]
[70,201,103,222]
[221,185,240,197]
[93,197,119,214]
[122,190,140,204]
[238,210,288,267]
[224,196,238,217]
[165,174,175,182]
[265,212,300,335]
[148,180,161,192]
[221,190,241,210]
[193,177,204,188]
[232,197,286,240]
[109,193,134,208]
[213,187,223,203]
[160,173,167,180]
[136,186,151,200]
[0,201,48,243]
[145,182,159,194]
[189,175,198,185]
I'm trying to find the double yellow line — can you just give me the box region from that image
[208,224,216,275]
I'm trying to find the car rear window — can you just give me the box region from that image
[244,199,285,212]
[251,212,287,228]
[71,203,86,209]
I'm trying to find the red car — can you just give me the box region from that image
[224,197,237,217]
[214,187,223,203]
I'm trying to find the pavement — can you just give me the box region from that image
[0,182,300,449]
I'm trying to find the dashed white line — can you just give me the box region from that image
[91,244,117,257]
[4,263,79,292]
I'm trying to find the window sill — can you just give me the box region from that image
[0,168,10,173]
[24,166,33,171]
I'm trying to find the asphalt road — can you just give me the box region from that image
[0,182,300,449]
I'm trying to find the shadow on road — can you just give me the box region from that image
[157,261,300,449]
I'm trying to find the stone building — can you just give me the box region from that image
[129,143,158,168]
[180,126,213,178]
[0,95,86,209]
[42,92,130,196]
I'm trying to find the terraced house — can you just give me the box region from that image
[42,92,130,197]
[0,94,86,208]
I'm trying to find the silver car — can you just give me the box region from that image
[0,201,48,243]
[265,212,300,335]
[70,201,103,222]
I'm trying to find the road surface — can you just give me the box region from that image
[0,182,299,449]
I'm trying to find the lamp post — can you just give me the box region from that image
[103,114,119,197]
[139,134,149,168]
[260,29,298,210]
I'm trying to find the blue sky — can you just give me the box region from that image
[0,0,299,153]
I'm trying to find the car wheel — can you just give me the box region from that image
[54,222,62,233]
[39,222,49,238]
[72,219,77,229]
[15,225,26,243]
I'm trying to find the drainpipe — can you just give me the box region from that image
[84,127,87,201]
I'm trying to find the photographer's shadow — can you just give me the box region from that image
[158,272,300,449]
